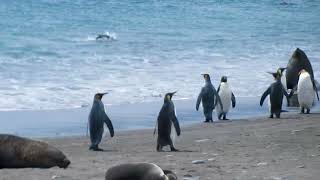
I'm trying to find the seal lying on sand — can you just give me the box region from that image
[105,163,178,180]
[0,134,70,169]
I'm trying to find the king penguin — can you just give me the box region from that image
[216,76,236,120]
[260,71,290,118]
[155,91,181,152]
[88,93,114,151]
[278,67,287,91]
[297,69,319,113]
[196,74,223,122]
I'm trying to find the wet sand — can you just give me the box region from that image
[1,113,320,180]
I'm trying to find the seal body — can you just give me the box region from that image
[0,134,70,169]
[298,71,315,113]
[286,48,314,89]
[157,92,180,152]
[260,79,290,118]
[196,74,223,122]
[105,163,177,180]
[89,93,114,151]
[216,76,236,120]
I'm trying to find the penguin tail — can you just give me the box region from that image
[153,121,158,137]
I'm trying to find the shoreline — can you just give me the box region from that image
[0,96,298,138]
[1,112,320,179]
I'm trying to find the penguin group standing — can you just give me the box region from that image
[87,48,319,154]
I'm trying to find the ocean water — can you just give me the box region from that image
[0,0,320,136]
[0,0,320,110]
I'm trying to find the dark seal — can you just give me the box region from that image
[286,48,314,89]
[105,163,178,180]
[0,134,70,169]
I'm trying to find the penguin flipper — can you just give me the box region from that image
[281,84,290,104]
[196,89,204,111]
[214,90,224,111]
[312,80,320,101]
[260,87,271,106]
[231,92,236,108]
[315,79,320,91]
[171,114,181,136]
[103,113,114,137]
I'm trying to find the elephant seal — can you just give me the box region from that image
[0,134,70,169]
[286,48,314,90]
[105,163,178,180]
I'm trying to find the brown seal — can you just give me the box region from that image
[105,163,178,180]
[0,134,70,169]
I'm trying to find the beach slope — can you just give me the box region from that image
[1,113,320,180]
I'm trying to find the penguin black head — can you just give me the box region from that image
[220,76,227,83]
[94,93,108,101]
[202,74,211,81]
[164,91,177,102]
[277,67,286,74]
[268,71,281,80]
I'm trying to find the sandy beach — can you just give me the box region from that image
[1,112,320,180]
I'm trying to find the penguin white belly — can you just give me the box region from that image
[216,83,231,115]
[170,108,177,145]
[281,70,287,91]
[297,74,314,109]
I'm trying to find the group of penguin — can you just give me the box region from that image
[88,73,236,151]
[88,48,319,152]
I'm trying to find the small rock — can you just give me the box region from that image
[297,165,305,168]
[192,160,207,164]
[257,162,268,166]
[52,175,61,179]
[195,139,210,143]
[184,174,192,177]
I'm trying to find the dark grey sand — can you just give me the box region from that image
[1,113,320,180]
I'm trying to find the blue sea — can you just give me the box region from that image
[0,0,319,137]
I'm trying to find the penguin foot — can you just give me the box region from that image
[170,148,179,152]
[203,120,210,123]
[222,118,229,120]
[306,109,310,114]
[89,146,104,151]
[269,114,273,118]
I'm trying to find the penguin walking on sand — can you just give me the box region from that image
[297,69,319,114]
[196,74,223,123]
[88,93,114,151]
[155,91,181,152]
[216,76,236,120]
[260,71,291,118]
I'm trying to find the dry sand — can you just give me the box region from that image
[1,113,320,180]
